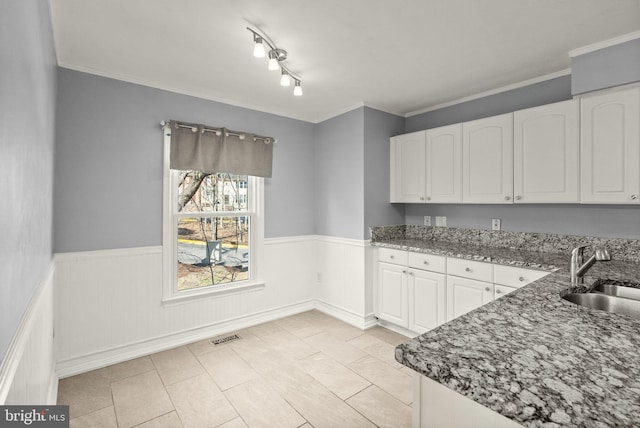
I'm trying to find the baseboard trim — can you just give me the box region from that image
[56,299,315,378]
[46,366,59,405]
[314,300,376,330]
[376,319,417,339]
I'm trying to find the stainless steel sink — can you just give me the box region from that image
[592,281,640,301]
[562,279,640,318]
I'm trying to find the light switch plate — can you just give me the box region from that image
[492,218,501,231]
[435,216,447,227]
[423,216,431,226]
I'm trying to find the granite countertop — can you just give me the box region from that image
[374,239,640,428]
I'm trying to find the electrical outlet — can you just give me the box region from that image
[435,216,447,227]
[492,218,501,231]
[423,216,431,226]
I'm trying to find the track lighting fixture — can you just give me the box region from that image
[247,24,303,97]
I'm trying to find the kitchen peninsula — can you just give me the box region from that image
[372,225,640,427]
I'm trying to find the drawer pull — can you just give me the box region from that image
[519,276,525,282]
[504,196,511,201]
[485,287,490,292]
[465,267,472,272]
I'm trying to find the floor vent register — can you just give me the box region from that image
[210,334,241,346]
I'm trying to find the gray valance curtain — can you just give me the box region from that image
[169,120,274,177]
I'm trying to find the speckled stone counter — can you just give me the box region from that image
[373,234,640,427]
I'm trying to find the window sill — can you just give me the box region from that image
[161,280,265,307]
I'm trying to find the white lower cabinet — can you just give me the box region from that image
[409,269,446,334]
[376,248,550,333]
[378,261,409,327]
[446,276,493,321]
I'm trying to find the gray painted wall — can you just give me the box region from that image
[314,108,365,240]
[54,69,316,252]
[0,1,56,361]
[405,75,572,133]
[572,39,640,95]
[363,107,405,238]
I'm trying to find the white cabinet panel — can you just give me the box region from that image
[390,131,426,203]
[513,99,579,203]
[580,87,640,204]
[378,262,408,327]
[446,276,494,321]
[409,269,446,334]
[378,248,408,265]
[407,252,446,273]
[426,124,462,203]
[462,113,514,204]
[446,258,493,283]
[493,265,548,287]
[494,284,518,300]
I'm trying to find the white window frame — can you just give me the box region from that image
[162,125,265,305]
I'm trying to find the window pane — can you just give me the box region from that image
[177,216,250,291]
[177,172,248,213]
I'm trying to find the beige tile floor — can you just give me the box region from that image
[57,310,413,428]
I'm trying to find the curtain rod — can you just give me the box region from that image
[161,121,274,144]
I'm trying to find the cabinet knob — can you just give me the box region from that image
[519,276,525,282]
[426,197,431,201]
[631,194,638,200]
[515,195,522,201]
[390,255,395,259]
[420,197,425,201]
[496,289,502,294]
[408,271,414,276]
[504,196,511,201]
[485,287,491,292]
[465,267,472,272]
[423,261,429,265]
[402,270,407,274]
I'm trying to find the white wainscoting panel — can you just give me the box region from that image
[0,263,56,404]
[314,236,375,329]
[55,237,317,377]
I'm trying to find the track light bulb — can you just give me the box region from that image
[268,56,279,71]
[293,81,303,96]
[253,37,265,58]
[280,70,291,87]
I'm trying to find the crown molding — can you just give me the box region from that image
[405,68,572,118]
[569,30,640,58]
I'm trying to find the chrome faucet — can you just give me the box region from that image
[570,245,611,284]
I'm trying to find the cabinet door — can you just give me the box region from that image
[580,87,640,204]
[446,276,493,321]
[390,131,426,203]
[513,99,579,203]
[494,284,517,300]
[426,124,462,203]
[378,262,408,327]
[462,113,514,204]
[408,269,446,334]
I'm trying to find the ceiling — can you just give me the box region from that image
[50,0,640,123]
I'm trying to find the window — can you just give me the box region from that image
[163,130,264,303]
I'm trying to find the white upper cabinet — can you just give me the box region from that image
[513,99,580,203]
[426,124,462,203]
[462,113,514,204]
[580,87,640,204]
[390,131,426,203]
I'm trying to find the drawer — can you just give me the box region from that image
[446,258,493,282]
[378,248,408,265]
[408,252,446,273]
[494,265,549,288]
